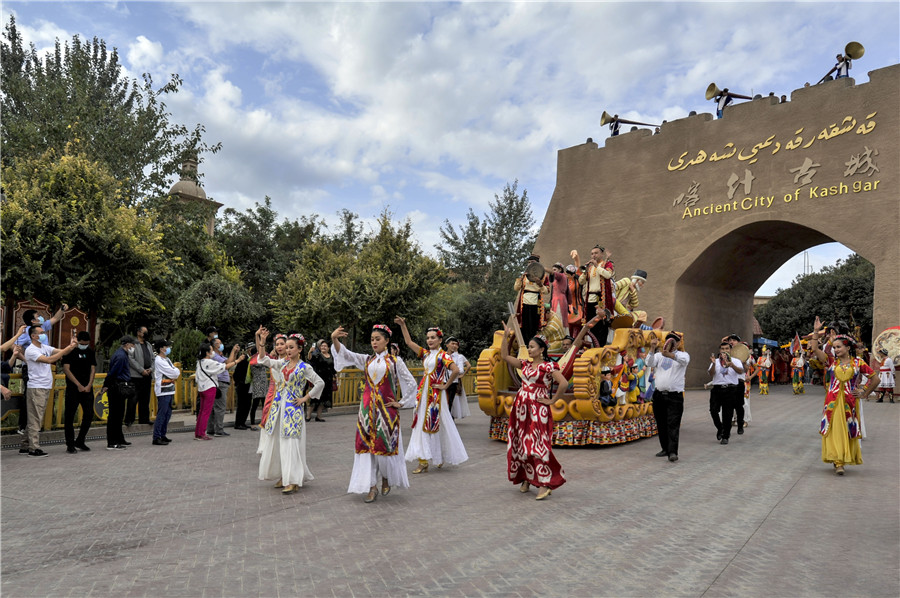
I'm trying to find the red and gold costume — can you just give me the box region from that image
[507,360,566,490]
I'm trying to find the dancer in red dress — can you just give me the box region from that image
[499,324,570,500]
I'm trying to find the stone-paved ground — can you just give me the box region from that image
[1,386,898,597]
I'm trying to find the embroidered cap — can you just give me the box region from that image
[427,327,443,338]
[373,324,392,336]
[289,333,305,345]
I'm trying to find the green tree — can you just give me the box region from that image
[271,210,447,349]
[215,197,323,305]
[172,272,265,341]
[755,254,875,345]
[436,180,536,353]
[1,15,221,202]
[1,146,167,320]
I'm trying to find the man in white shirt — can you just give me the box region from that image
[646,332,690,462]
[445,337,470,418]
[707,341,745,445]
[21,325,77,457]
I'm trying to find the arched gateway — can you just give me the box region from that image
[533,64,899,387]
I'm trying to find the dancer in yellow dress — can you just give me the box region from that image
[809,317,879,475]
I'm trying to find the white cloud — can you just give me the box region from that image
[126,35,163,72]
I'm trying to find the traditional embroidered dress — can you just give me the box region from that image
[758,354,773,394]
[877,356,895,398]
[549,271,569,327]
[820,356,875,467]
[507,359,566,490]
[791,356,805,394]
[256,355,324,487]
[404,348,469,467]
[741,355,754,425]
[334,346,417,494]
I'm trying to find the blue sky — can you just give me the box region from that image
[5,1,898,295]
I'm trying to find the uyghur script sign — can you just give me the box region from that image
[666,111,877,172]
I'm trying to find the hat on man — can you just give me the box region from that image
[632,269,648,282]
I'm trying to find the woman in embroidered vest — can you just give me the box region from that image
[499,324,570,500]
[254,327,324,495]
[332,324,417,503]
[394,316,468,474]
[809,317,878,476]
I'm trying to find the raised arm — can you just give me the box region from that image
[808,317,828,363]
[393,316,423,355]
[37,337,77,364]
[48,304,68,327]
[572,316,601,350]
[1,325,27,353]
[499,323,524,369]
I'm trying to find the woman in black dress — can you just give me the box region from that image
[307,339,335,422]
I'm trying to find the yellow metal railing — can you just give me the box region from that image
[0,366,477,433]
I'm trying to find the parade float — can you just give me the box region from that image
[476,309,684,447]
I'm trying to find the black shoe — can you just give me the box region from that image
[106,444,127,450]
[738,427,744,435]
[66,446,77,454]
[28,449,48,457]
[19,448,29,455]
[74,442,91,451]
[720,438,729,445]
[668,454,678,462]
[120,440,132,446]
[233,425,247,430]
[315,417,325,422]
[717,430,723,441]
[655,450,668,457]
[161,436,172,443]
[213,432,229,437]
[152,438,167,445]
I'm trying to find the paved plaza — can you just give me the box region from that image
[2,385,898,597]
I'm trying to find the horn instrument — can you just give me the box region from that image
[600,110,659,128]
[845,41,865,60]
[705,83,753,101]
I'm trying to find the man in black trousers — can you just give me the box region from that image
[646,332,690,462]
[707,340,744,445]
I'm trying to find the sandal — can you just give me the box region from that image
[412,461,429,474]
[535,487,552,501]
[282,484,297,494]
[381,479,391,496]
[364,487,378,503]
[274,478,284,489]
[519,481,530,493]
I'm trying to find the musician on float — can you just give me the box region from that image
[571,245,627,346]
[514,255,548,343]
[615,269,647,312]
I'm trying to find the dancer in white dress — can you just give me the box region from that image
[394,317,468,473]
[254,327,324,495]
[332,324,418,503]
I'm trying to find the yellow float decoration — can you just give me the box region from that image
[478,326,685,446]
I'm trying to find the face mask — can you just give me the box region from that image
[127,347,135,355]
[215,344,223,352]
[165,347,172,356]
[78,344,89,350]
[37,316,45,324]
[213,334,219,340]
[38,333,49,344]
